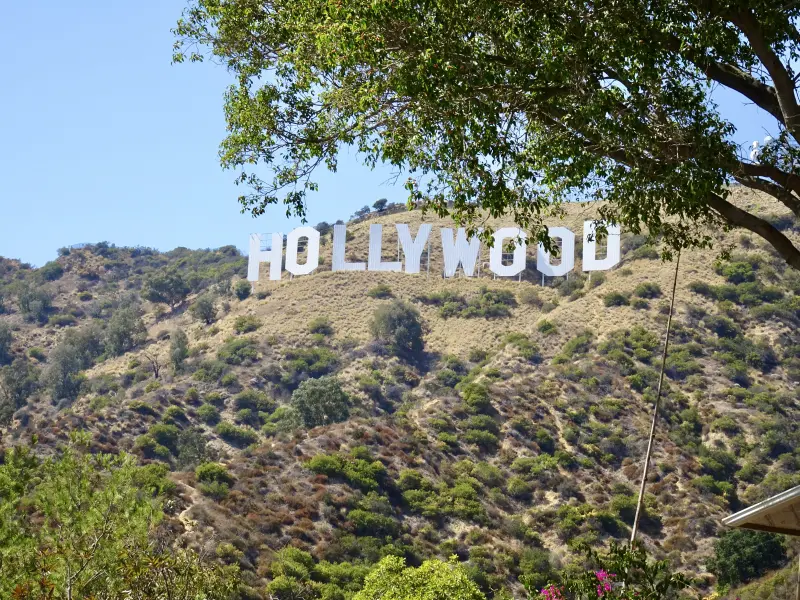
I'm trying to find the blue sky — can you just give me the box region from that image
[0,2,779,266]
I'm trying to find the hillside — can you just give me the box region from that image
[1,187,799,599]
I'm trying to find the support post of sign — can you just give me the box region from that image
[427,238,431,278]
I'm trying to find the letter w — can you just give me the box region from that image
[440,228,481,277]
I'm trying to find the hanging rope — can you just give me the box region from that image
[630,250,681,544]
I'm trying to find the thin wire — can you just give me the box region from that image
[630,250,681,544]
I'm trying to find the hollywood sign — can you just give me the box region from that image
[247,222,621,282]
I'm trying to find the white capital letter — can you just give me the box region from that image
[441,228,482,277]
[248,233,283,281]
[396,223,431,274]
[583,221,620,271]
[332,224,366,272]
[537,227,575,277]
[490,228,528,277]
[368,224,402,272]
[286,226,320,276]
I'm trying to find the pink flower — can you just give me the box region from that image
[540,584,565,600]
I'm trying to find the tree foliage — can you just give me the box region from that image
[190,294,217,324]
[0,433,238,599]
[143,271,190,309]
[354,555,485,600]
[707,529,787,587]
[0,322,13,366]
[170,328,190,371]
[175,0,800,268]
[370,300,424,359]
[290,375,350,428]
[105,305,147,356]
[539,541,690,599]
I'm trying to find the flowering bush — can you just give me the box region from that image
[539,542,692,600]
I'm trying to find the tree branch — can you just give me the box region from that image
[661,33,784,124]
[739,160,800,199]
[732,10,800,137]
[707,192,800,269]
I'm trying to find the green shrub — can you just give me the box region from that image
[633,282,661,298]
[233,279,252,300]
[518,287,543,307]
[28,347,46,361]
[189,295,217,324]
[717,261,755,284]
[308,316,334,335]
[558,276,585,297]
[367,284,393,299]
[48,314,78,328]
[370,300,424,359]
[603,292,629,307]
[462,383,491,413]
[589,272,606,288]
[233,315,261,333]
[39,261,64,281]
[217,337,259,365]
[282,347,339,388]
[214,421,259,447]
[708,530,786,586]
[505,333,541,363]
[290,376,350,427]
[195,462,235,485]
[537,320,557,335]
[198,480,230,500]
[305,451,385,491]
[197,403,221,425]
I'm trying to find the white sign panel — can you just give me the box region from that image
[248,221,621,281]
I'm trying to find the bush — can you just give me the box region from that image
[305,450,385,491]
[189,295,217,324]
[589,272,606,288]
[0,324,13,366]
[633,282,661,298]
[462,383,491,413]
[105,306,146,356]
[718,261,755,284]
[143,271,190,309]
[281,347,339,388]
[518,287,543,307]
[217,337,259,365]
[197,403,221,424]
[704,315,739,338]
[195,462,235,486]
[233,315,261,333]
[537,320,557,335]
[39,261,65,281]
[290,376,350,427]
[355,556,484,600]
[708,530,787,586]
[232,388,275,413]
[367,284,393,299]
[370,300,424,359]
[214,421,259,447]
[558,276,585,297]
[308,316,334,335]
[233,279,252,300]
[603,292,629,307]
[505,332,542,363]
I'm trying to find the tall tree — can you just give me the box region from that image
[143,271,190,310]
[175,0,800,268]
